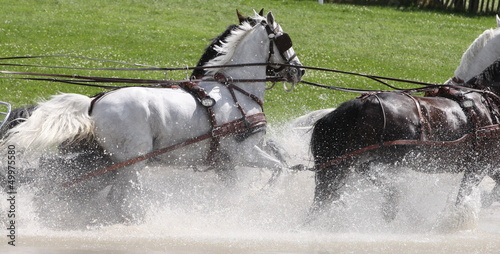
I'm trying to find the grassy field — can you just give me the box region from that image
[0,0,496,122]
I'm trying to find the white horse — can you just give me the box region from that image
[450,15,500,84]
[3,11,304,223]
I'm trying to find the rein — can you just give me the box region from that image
[315,124,500,171]
[291,64,441,88]
[0,69,287,90]
[0,55,299,72]
[0,55,440,91]
[6,55,500,177]
[310,83,500,172]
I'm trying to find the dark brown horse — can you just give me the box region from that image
[310,44,500,222]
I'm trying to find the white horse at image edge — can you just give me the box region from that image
[2,11,304,224]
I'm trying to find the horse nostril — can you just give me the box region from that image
[301,69,306,77]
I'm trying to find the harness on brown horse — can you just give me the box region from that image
[315,85,500,171]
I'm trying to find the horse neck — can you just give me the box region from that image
[455,28,500,82]
[208,26,270,100]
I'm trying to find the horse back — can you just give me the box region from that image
[311,93,420,164]
[90,87,212,158]
[311,89,500,165]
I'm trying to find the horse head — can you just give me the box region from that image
[201,10,304,84]
[259,11,305,83]
[450,15,500,84]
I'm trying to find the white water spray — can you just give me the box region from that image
[0,116,499,253]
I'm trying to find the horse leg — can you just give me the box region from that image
[306,162,349,223]
[91,101,155,224]
[94,131,151,224]
[211,150,237,186]
[490,169,500,202]
[434,165,489,231]
[261,139,290,168]
[101,137,150,224]
[233,140,287,186]
[482,168,500,208]
[106,161,147,224]
[357,161,400,222]
[456,166,488,206]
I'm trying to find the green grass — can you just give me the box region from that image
[0,0,496,123]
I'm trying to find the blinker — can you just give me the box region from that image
[275,33,292,54]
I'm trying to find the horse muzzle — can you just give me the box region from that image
[278,59,305,84]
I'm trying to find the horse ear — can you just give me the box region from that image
[496,15,500,28]
[237,9,246,23]
[267,12,274,25]
[258,8,264,16]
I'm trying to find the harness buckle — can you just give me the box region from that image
[211,126,222,138]
[214,72,228,85]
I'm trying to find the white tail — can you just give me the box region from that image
[3,93,94,151]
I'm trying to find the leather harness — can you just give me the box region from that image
[315,85,500,171]
[88,73,266,164]
[205,72,267,167]
[64,74,267,187]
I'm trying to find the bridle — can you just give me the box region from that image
[261,21,296,76]
[200,21,297,171]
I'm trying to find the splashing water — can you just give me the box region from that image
[1,117,499,253]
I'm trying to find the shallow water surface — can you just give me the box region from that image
[1,121,499,254]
